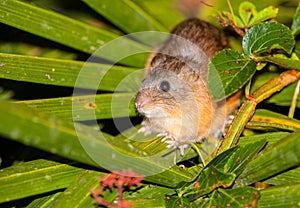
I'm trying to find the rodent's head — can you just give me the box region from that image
[135,66,203,119]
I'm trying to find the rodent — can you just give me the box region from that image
[135,18,241,155]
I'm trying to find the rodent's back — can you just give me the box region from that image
[163,18,228,57]
[149,18,228,80]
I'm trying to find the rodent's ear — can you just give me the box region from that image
[179,66,199,83]
[150,53,164,68]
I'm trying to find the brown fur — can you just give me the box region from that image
[136,18,240,148]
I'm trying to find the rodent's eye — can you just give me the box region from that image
[159,80,170,92]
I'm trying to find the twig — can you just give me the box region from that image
[227,0,236,25]
[288,80,300,118]
[216,70,300,155]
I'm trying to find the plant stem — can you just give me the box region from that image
[288,80,300,118]
[216,70,300,155]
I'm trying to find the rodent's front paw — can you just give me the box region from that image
[138,121,152,135]
[138,126,152,135]
[161,135,189,156]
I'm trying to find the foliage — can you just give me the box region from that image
[0,0,299,207]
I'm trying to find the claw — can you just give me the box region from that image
[160,135,190,156]
[178,144,189,156]
[157,132,168,137]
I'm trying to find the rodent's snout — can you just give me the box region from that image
[135,91,151,112]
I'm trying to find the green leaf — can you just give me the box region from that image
[208,187,260,207]
[50,170,101,207]
[238,132,290,146]
[0,53,142,92]
[243,22,295,57]
[0,100,193,187]
[235,131,300,186]
[0,159,83,203]
[292,3,300,35]
[0,42,77,60]
[247,109,300,132]
[222,11,244,28]
[165,195,197,208]
[223,140,266,176]
[264,167,300,186]
[129,199,167,208]
[0,0,148,67]
[208,49,256,101]
[83,0,167,35]
[125,185,174,200]
[258,54,300,70]
[296,40,300,55]
[206,146,239,170]
[26,192,62,208]
[248,6,278,27]
[239,1,256,26]
[258,183,300,208]
[19,93,136,121]
[269,81,300,108]
[178,166,236,200]
[125,185,173,208]
[132,0,185,31]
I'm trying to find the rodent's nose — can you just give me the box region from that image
[135,92,149,111]
[135,96,145,109]
[135,100,144,109]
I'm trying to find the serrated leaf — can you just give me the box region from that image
[247,109,300,132]
[236,131,300,186]
[239,1,256,26]
[258,183,300,208]
[178,166,236,201]
[248,6,278,27]
[292,3,300,35]
[208,187,260,207]
[208,49,256,101]
[243,22,295,57]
